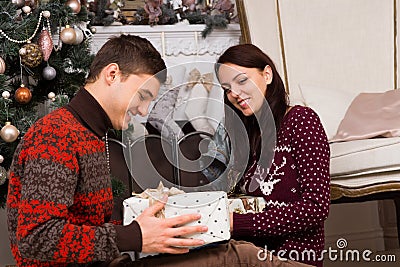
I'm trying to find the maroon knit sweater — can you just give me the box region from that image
[232,106,330,267]
[7,89,141,266]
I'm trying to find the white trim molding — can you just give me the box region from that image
[89,24,241,57]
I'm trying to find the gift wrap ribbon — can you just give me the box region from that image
[132,182,185,218]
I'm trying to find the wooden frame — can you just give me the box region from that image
[235,0,251,44]
[235,0,290,91]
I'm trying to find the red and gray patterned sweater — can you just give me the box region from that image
[232,106,331,267]
[7,89,141,266]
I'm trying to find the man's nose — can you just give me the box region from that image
[138,104,149,117]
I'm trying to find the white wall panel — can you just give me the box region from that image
[279,0,395,99]
[242,0,285,77]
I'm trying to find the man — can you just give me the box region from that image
[7,35,311,267]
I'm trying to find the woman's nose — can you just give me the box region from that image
[229,87,241,97]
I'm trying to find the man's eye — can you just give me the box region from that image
[138,93,145,101]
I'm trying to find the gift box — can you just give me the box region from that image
[228,196,266,214]
[123,191,231,245]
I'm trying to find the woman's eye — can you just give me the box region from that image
[238,77,248,84]
[138,93,145,101]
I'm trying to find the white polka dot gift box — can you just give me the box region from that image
[228,196,267,214]
[123,191,231,245]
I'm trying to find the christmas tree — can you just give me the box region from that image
[0,0,94,208]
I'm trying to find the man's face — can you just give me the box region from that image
[111,74,160,130]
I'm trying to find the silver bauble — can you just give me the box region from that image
[0,154,4,163]
[43,65,56,80]
[0,122,19,143]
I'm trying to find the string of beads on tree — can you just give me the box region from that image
[0,0,95,208]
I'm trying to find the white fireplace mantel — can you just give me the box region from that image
[89,24,241,63]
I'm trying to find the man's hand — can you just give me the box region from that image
[135,195,208,254]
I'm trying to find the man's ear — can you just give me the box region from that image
[263,65,273,85]
[103,63,120,85]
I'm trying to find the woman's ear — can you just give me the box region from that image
[103,63,120,85]
[263,65,273,85]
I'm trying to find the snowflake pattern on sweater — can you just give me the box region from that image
[233,106,330,267]
[7,108,119,267]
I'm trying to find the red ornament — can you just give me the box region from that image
[15,85,32,104]
[38,29,53,61]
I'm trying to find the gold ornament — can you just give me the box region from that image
[20,43,43,68]
[38,30,53,61]
[66,0,81,14]
[15,85,32,104]
[73,28,84,45]
[60,25,77,45]
[0,122,19,143]
[0,57,5,74]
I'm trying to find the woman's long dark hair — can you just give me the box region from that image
[216,44,289,163]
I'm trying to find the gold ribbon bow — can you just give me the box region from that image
[186,68,214,93]
[132,182,185,218]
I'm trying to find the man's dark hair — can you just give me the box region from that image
[86,34,167,83]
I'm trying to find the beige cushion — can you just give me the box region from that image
[331,90,400,142]
[296,85,358,140]
[330,137,400,177]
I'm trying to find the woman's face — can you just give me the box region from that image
[218,63,272,116]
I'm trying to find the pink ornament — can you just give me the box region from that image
[66,0,81,14]
[38,30,53,61]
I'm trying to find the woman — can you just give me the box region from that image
[216,44,330,267]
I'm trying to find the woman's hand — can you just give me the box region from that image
[230,212,234,232]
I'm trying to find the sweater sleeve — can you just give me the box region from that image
[8,124,131,264]
[232,108,330,238]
